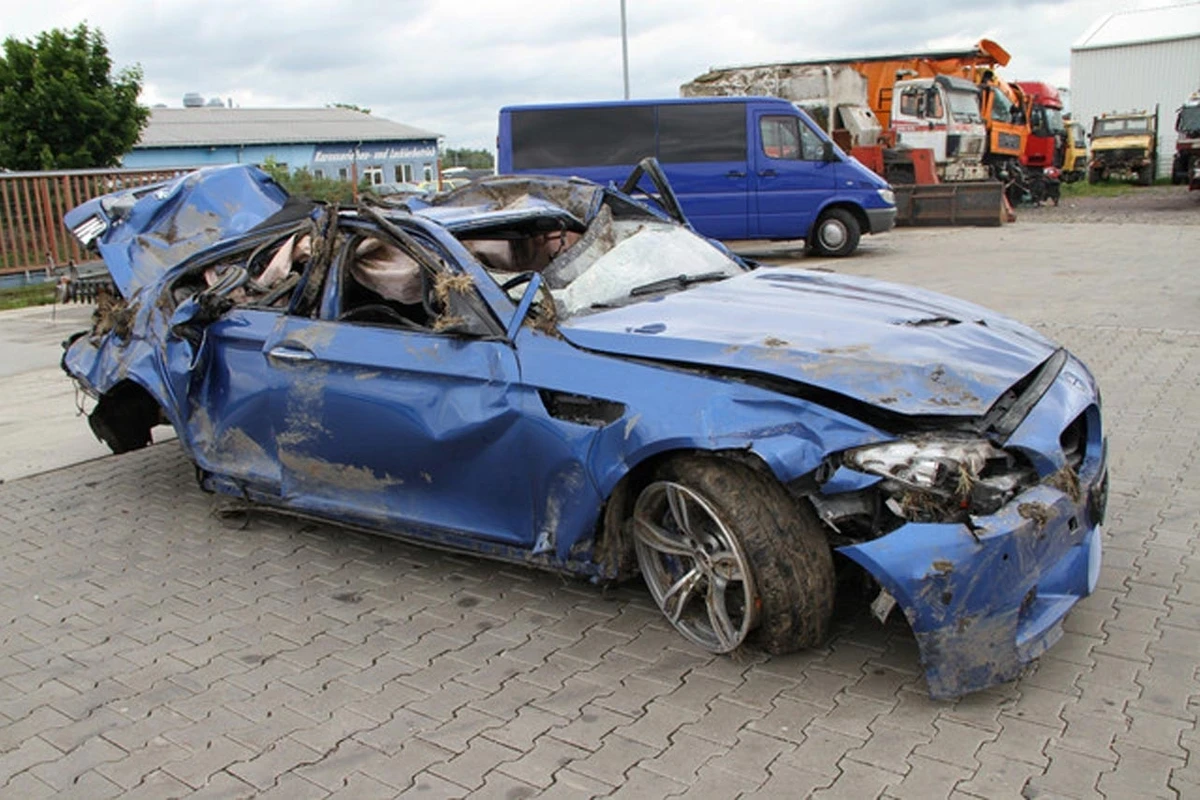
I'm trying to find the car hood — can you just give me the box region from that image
[64,165,289,297]
[558,268,1057,417]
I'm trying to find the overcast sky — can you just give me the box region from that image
[0,0,1174,153]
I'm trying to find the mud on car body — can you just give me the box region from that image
[62,162,1107,699]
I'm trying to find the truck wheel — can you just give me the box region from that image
[1136,163,1154,186]
[1172,156,1187,185]
[631,456,835,654]
[810,208,861,258]
[1088,167,1102,184]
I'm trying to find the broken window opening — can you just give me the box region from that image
[453,195,743,320]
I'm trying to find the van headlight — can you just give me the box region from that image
[877,188,895,206]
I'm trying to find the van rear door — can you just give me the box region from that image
[656,102,750,240]
[751,109,838,239]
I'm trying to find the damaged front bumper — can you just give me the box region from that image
[838,447,1107,699]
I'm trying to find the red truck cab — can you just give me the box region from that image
[1015,81,1066,170]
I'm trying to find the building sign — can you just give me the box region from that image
[313,142,437,164]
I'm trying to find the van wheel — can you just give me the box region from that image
[810,209,860,258]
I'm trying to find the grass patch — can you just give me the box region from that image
[1059,180,1140,198]
[0,282,58,311]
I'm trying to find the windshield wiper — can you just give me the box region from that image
[629,271,729,297]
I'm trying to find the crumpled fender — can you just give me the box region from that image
[838,482,1102,700]
[62,295,192,437]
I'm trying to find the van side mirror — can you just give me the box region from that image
[822,141,836,162]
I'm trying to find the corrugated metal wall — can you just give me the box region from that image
[1071,35,1200,179]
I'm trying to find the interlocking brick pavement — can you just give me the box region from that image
[1,222,1198,797]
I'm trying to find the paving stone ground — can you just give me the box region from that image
[1,217,1197,798]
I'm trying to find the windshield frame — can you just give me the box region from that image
[1093,117,1151,137]
[946,90,983,124]
[1178,106,1200,133]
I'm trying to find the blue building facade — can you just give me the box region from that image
[123,107,442,185]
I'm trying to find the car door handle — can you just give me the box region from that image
[267,345,315,362]
[726,170,746,178]
[758,169,777,177]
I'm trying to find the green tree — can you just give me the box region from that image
[0,24,148,170]
[441,147,494,170]
[261,156,358,204]
[329,102,371,114]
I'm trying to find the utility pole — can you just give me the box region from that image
[621,0,630,99]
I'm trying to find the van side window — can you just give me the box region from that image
[760,116,801,159]
[799,124,825,161]
[760,116,826,161]
[657,103,747,162]
[510,107,656,170]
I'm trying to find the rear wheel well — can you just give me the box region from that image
[89,380,164,454]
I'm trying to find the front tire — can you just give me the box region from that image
[630,457,835,654]
[809,208,861,258]
[89,383,160,454]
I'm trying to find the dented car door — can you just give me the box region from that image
[174,308,287,493]
[262,310,537,546]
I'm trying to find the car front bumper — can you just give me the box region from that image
[839,451,1108,700]
[866,206,897,234]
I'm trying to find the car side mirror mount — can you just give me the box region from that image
[506,272,547,340]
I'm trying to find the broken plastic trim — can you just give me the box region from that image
[538,390,625,427]
[981,348,1068,442]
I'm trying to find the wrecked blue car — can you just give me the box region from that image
[62,163,1107,699]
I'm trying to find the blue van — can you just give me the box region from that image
[497,97,896,256]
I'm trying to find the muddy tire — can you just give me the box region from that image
[1088,167,1103,185]
[1136,163,1155,186]
[89,383,159,454]
[809,208,860,258]
[631,456,835,654]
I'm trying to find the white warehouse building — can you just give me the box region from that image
[1070,2,1200,180]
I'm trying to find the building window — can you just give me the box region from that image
[423,164,433,182]
[403,163,414,182]
[339,168,348,180]
[394,165,404,182]
[363,166,383,185]
[314,169,324,179]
